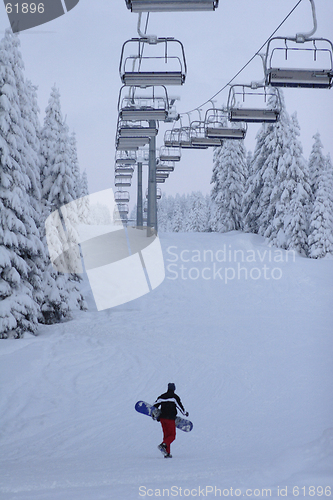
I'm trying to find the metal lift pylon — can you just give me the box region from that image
[147,120,158,236]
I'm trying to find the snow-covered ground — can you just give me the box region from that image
[1,231,333,499]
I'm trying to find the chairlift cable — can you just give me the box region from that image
[180,0,304,116]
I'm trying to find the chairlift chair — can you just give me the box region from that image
[116,137,150,149]
[204,108,247,140]
[125,0,219,12]
[156,159,175,172]
[120,38,187,87]
[115,179,132,187]
[159,146,181,162]
[265,37,333,89]
[189,121,223,147]
[118,120,158,138]
[164,128,181,147]
[117,203,129,215]
[115,150,137,165]
[115,173,133,181]
[227,84,281,123]
[118,85,177,122]
[115,191,130,203]
[156,178,166,183]
[115,165,135,174]
[156,172,169,179]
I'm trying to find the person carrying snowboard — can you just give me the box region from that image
[153,383,189,458]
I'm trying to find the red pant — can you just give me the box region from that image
[160,418,176,454]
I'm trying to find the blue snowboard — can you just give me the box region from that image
[135,401,193,432]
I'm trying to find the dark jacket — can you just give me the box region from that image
[154,389,186,420]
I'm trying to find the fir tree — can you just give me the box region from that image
[0,30,41,337]
[268,112,311,255]
[210,138,247,232]
[185,191,209,232]
[40,87,86,323]
[308,134,333,258]
[171,197,184,232]
[70,131,82,200]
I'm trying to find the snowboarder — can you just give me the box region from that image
[153,383,189,458]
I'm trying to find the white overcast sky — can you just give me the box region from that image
[0,0,332,201]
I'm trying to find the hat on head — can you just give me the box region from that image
[168,383,176,392]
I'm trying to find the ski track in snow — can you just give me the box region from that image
[0,232,332,499]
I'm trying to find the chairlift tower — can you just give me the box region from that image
[137,161,144,227]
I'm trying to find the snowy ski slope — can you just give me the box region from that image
[1,231,332,499]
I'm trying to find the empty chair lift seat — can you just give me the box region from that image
[125,0,219,12]
[265,37,333,89]
[229,107,279,123]
[120,106,168,121]
[120,38,187,87]
[267,68,333,89]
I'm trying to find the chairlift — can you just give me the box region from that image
[159,146,181,162]
[115,178,132,187]
[164,128,181,147]
[115,191,130,203]
[117,203,129,216]
[115,173,133,180]
[125,0,219,12]
[115,150,137,165]
[120,38,187,87]
[204,108,247,140]
[265,37,333,89]
[227,84,281,123]
[156,178,166,183]
[156,159,175,172]
[118,85,179,122]
[116,137,150,150]
[156,172,169,179]
[189,121,223,147]
[115,165,135,174]
[164,125,208,149]
[118,120,158,138]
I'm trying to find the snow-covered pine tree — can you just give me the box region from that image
[210,138,247,232]
[205,194,213,232]
[40,87,86,323]
[81,170,89,197]
[77,169,90,222]
[254,92,291,238]
[308,134,333,258]
[267,112,311,254]
[0,30,42,337]
[325,153,333,215]
[70,132,82,200]
[20,79,47,321]
[242,124,270,233]
[157,192,169,231]
[171,195,184,232]
[185,191,209,232]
